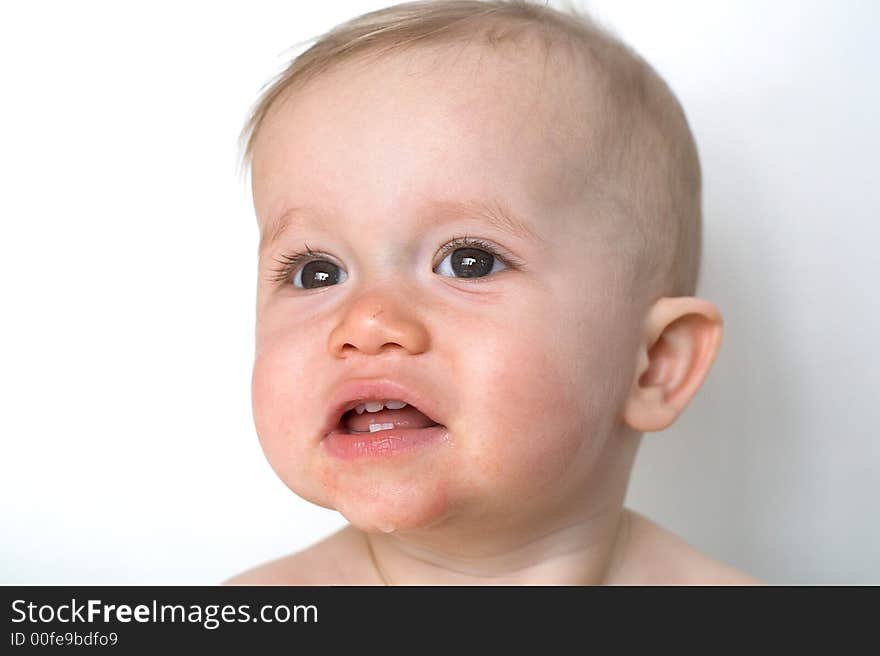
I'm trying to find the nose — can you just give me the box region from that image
[328,291,430,357]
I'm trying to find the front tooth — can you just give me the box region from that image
[355,404,366,415]
[384,400,407,410]
[369,422,395,432]
[364,401,385,413]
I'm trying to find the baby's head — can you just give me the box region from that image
[242,0,721,542]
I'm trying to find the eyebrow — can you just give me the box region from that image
[258,197,546,253]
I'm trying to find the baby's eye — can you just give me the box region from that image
[268,247,348,290]
[293,259,348,289]
[433,240,509,279]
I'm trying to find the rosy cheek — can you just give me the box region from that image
[250,359,271,436]
[464,329,589,491]
[251,349,307,477]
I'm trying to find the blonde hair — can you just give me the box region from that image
[239,0,702,298]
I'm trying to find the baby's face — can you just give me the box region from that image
[250,44,646,535]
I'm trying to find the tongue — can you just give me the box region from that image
[343,406,439,433]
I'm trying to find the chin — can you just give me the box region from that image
[325,473,454,534]
[259,428,462,533]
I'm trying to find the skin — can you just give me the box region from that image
[228,40,761,585]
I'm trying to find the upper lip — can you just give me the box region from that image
[321,377,446,438]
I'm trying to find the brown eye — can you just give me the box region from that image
[434,245,507,279]
[294,260,348,289]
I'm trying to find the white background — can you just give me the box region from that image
[1,1,877,584]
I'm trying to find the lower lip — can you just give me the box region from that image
[323,425,448,460]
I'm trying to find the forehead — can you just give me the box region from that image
[251,40,606,236]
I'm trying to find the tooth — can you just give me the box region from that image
[355,404,366,415]
[364,401,384,413]
[369,422,395,432]
[384,400,407,410]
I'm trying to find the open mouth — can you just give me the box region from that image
[321,380,449,459]
[335,400,443,435]
[324,398,448,460]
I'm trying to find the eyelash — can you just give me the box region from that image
[266,234,522,286]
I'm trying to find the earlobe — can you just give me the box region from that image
[622,297,724,433]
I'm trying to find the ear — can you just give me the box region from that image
[622,297,724,433]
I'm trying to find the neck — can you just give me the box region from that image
[364,505,632,585]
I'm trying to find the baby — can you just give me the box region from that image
[225,0,761,585]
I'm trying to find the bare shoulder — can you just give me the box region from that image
[222,525,378,586]
[608,509,764,586]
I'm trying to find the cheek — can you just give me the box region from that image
[251,339,300,450]
[251,340,330,506]
[475,340,583,479]
[252,304,328,458]
[457,302,623,498]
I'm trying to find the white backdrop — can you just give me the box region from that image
[1,1,877,584]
